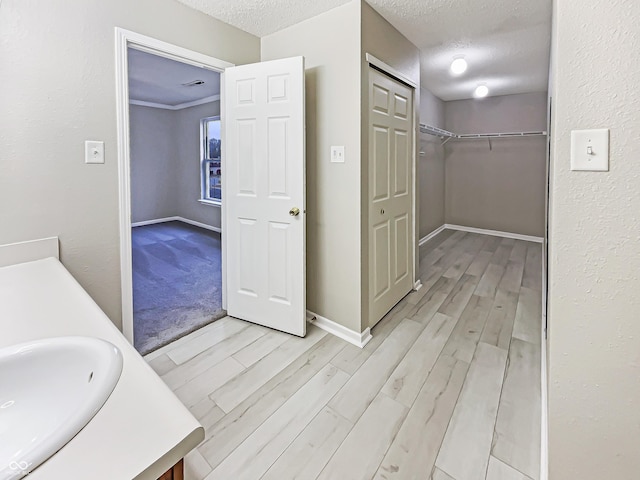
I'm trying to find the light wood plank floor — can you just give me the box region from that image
[145,230,542,480]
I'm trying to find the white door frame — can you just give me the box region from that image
[365,53,421,310]
[114,28,234,344]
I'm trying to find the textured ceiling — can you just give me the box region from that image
[174,0,552,101]
[128,48,220,106]
[175,0,350,38]
[365,0,552,100]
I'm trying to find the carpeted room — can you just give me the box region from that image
[128,50,225,354]
[132,221,224,354]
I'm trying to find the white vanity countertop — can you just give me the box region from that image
[0,257,204,479]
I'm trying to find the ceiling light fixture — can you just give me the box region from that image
[474,84,489,98]
[450,57,467,75]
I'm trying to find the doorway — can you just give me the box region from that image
[115,29,234,351]
[127,49,224,354]
[117,31,308,349]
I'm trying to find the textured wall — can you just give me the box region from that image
[0,0,259,328]
[261,1,363,333]
[418,87,446,237]
[548,0,640,478]
[444,92,547,237]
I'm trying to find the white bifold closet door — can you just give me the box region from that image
[368,66,414,328]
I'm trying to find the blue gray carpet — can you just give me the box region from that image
[132,221,224,355]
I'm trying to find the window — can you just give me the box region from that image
[200,116,221,204]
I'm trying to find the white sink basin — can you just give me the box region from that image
[0,336,123,479]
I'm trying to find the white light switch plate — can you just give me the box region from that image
[571,129,609,171]
[85,141,105,164]
[331,146,345,163]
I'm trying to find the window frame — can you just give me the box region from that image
[199,115,222,206]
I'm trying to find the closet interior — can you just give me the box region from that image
[417,91,548,243]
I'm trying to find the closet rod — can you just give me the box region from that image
[456,131,547,139]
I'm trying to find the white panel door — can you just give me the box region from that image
[369,66,414,327]
[224,56,306,337]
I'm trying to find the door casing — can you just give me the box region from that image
[114,28,233,344]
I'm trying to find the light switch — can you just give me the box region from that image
[331,146,345,163]
[571,129,609,171]
[85,140,105,164]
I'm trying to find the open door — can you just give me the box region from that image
[223,56,306,337]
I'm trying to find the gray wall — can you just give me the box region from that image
[444,92,547,237]
[418,87,446,237]
[0,0,260,328]
[262,1,363,333]
[361,0,420,328]
[549,0,640,478]
[130,105,177,223]
[262,0,420,333]
[175,102,221,229]
[130,102,221,228]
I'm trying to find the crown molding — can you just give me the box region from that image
[129,94,220,111]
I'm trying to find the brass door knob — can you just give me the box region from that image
[289,207,300,217]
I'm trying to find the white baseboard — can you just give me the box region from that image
[131,217,176,227]
[419,225,447,246]
[178,217,222,233]
[306,311,372,348]
[0,237,59,267]
[444,224,543,243]
[132,216,221,233]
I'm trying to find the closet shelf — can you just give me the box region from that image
[419,123,547,147]
[419,124,456,139]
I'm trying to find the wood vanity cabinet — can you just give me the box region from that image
[158,459,183,480]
